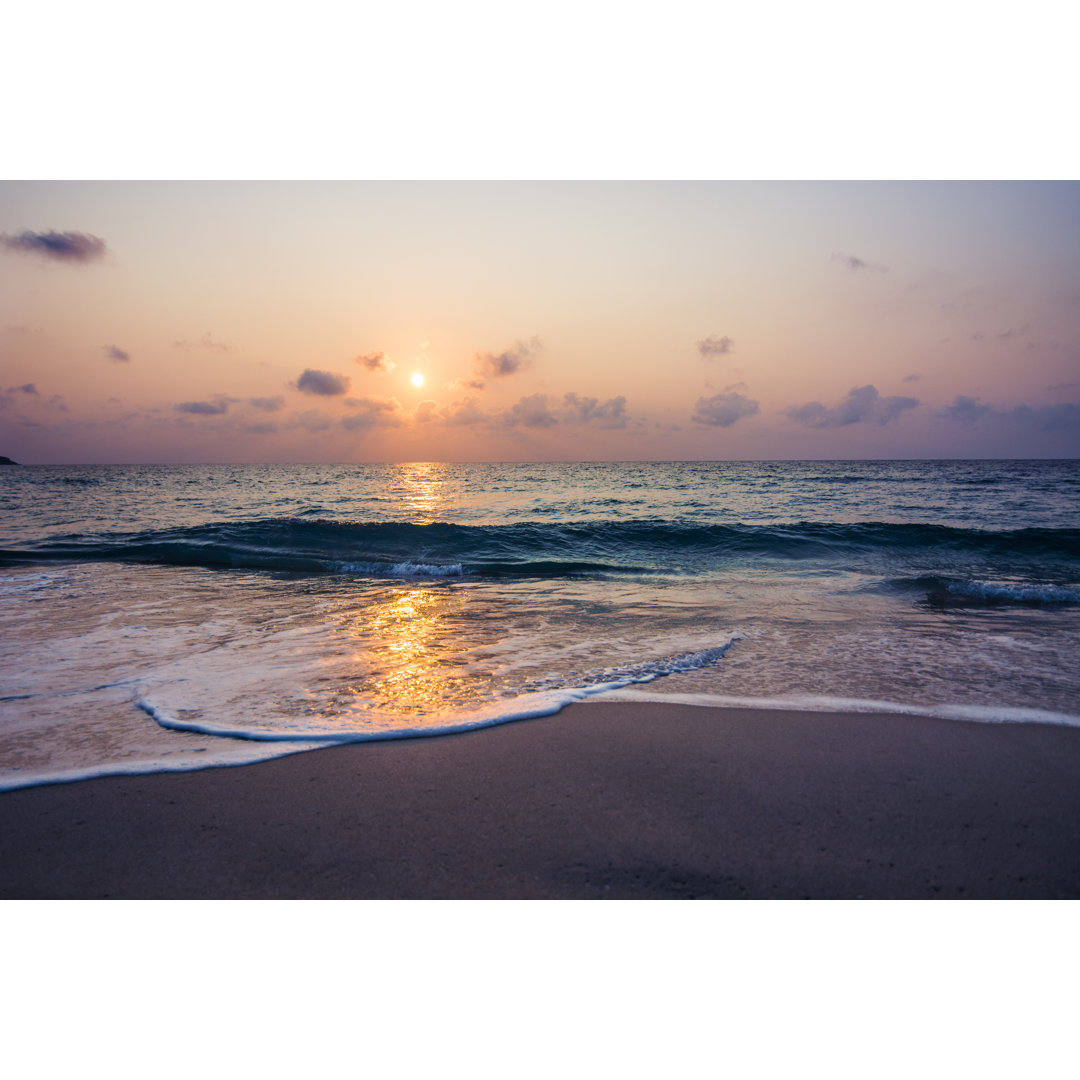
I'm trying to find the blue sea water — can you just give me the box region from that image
[2,460,1078,789]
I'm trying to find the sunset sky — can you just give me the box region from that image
[2,180,1077,463]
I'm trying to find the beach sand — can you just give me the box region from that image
[2,702,1079,899]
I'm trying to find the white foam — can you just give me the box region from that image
[390,561,464,577]
[593,688,1080,728]
[333,560,464,578]
[947,580,1080,603]
[0,740,330,792]
[133,639,740,745]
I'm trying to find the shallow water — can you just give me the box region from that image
[2,460,1078,788]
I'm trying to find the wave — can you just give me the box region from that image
[132,639,740,746]
[880,575,1080,607]
[598,689,1080,728]
[2,518,1078,580]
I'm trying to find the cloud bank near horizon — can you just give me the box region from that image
[787,385,919,428]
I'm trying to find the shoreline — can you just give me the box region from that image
[3,701,1079,899]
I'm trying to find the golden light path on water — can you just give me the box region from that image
[335,463,492,719]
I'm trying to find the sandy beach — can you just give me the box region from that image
[2,701,1079,899]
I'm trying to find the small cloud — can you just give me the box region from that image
[341,397,405,430]
[786,385,918,428]
[692,391,760,427]
[248,395,285,412]
[938,395,994,423]
[441,398,490,426]
[902,373,921,383]
[173,332,232,353]
[103,344,130,363]
[971,324,1033,345]
[1,229,106,264]
[831,252,888,273]
[174,399,230,415]
[287,410,333,433]
[996,323,1031,341]
[12,383,39,395]
[562,393,628,428]
[355,351,395,373]
[241,421,279,435]
[502,393,558,429]
[296,369,351,396]
[474,336,541,381]
[696,335,734,359]
[1047,381,1080,392]
[414,400,441,425]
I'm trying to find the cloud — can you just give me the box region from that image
[287,410,333,433]
[502,393,558,428]
[493,392,633,431]
[341,397,405,430]
[692,391,760,427]
[939,395,993,423]
[562,393,628,428]
[355,351,394,373]
[940,395,1080,431]
[248,396,284,412]
[997,323,1030,340]
[1009,403,1080,431]
[174,399,230,415]
[9,383,39,395]
[474,336,541,382]
[241,421,279,435]
[414,400,441,425]
[970,323,1032,345]
[440,398,491,426]
[696,335,734,359]
[786,385,919,427]
[0,230,106,264]
[173,332,232,353]
[296,369,351,396]
[902,373,921,383]
[408,392,633,432]
[103,345,130,363]
[831,252,888,273]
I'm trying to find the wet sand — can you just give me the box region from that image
[2,702,1079,899]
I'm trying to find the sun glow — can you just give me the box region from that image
[411,372,425,387]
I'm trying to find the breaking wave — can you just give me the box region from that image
[2,518,1077,580]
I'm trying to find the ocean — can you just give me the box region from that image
[2,459,1078,790]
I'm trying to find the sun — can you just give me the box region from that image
[411,372,425,388]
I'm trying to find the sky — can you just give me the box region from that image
[1,180,1078,462]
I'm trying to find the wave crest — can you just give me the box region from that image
[2,517,1078,581]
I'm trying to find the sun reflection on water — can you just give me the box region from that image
[304,465,497,720]
[392,462,446,523]
[335,583,494,718]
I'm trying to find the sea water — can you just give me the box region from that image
[2,460,1078,789]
